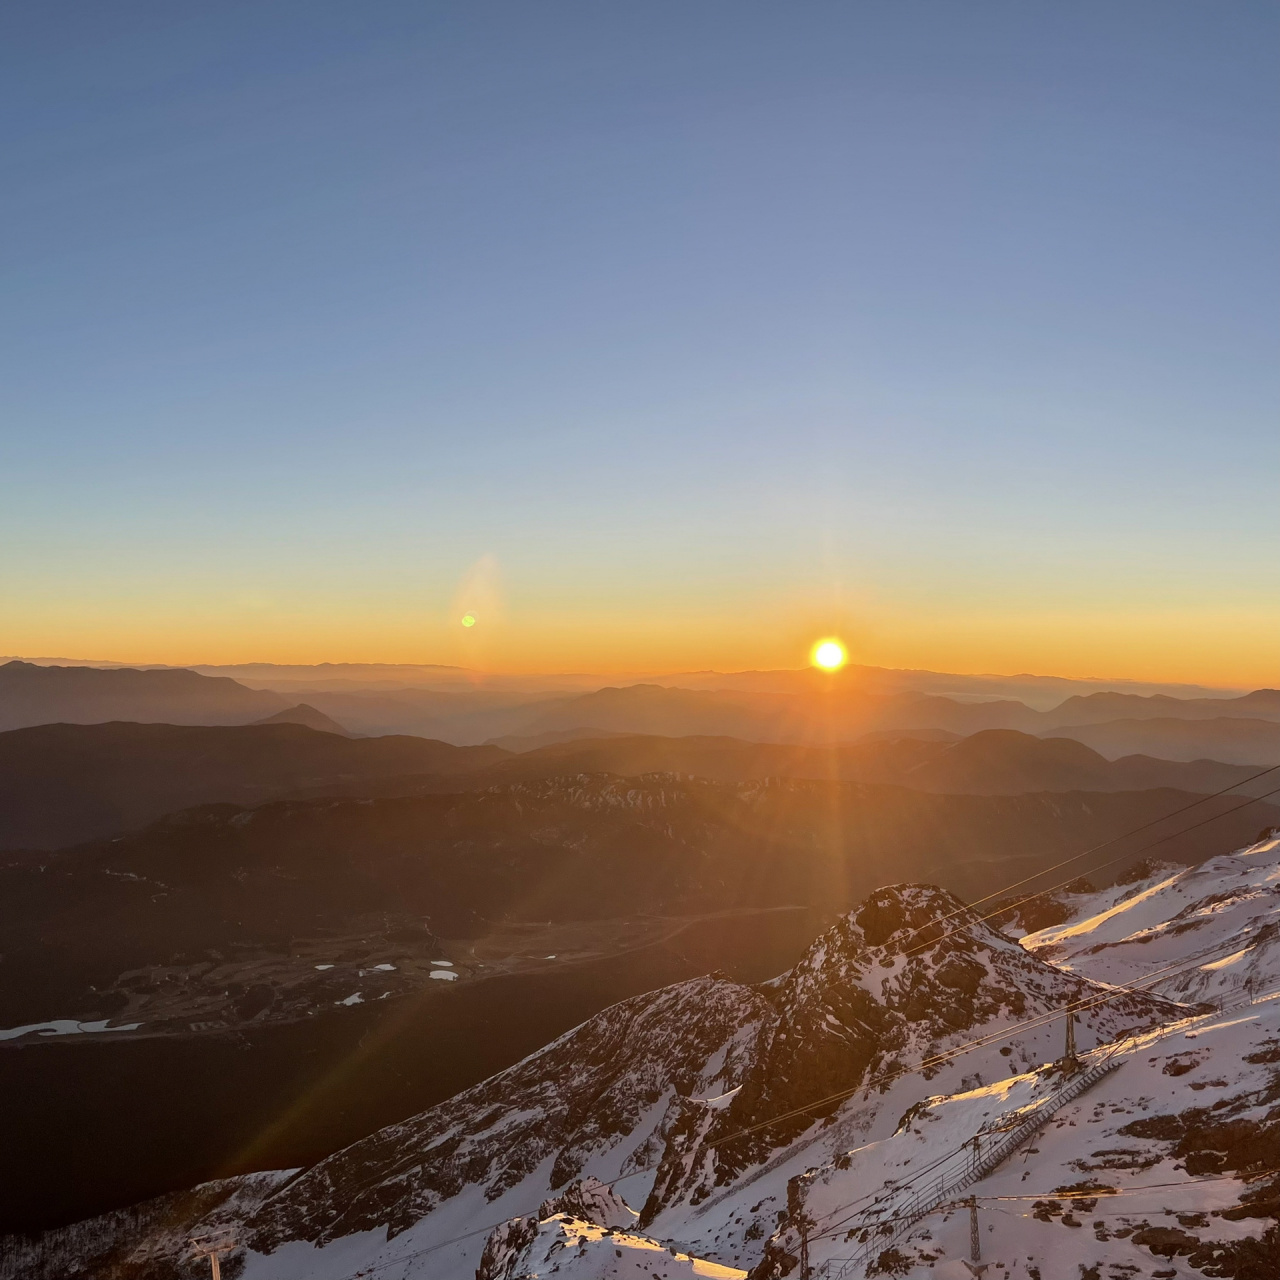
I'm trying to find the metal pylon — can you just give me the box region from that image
[1060,1000,1081,1075]
[962,1196,988,1277]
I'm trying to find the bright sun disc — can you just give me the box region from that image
[811,639,847,671]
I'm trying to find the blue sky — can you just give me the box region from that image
[1,2,1277,678]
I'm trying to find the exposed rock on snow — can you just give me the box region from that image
[639,883,1173,1228]
[539,1175,640,1229]
[476,1179,675,1280]
[477,1212,747,1280]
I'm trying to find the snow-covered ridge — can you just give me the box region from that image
[1023,830,1280,1004]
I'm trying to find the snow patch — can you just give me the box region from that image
[0,1018,142,1041]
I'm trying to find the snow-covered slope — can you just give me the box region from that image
[13,839,1280,1280]
[241,973,771,1276]
[1022,830,1280,1004]
[740,833,1280,1279]
[750,997,1280,1279]
[635,884,1172,1260]
[230,883,1171,1278]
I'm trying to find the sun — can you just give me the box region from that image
[811,638,847,671]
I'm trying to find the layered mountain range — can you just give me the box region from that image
[7,773,1276,1033]
[4,720,1276,852]
[5,660,1279,761]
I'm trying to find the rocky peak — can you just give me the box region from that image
[639,884,1174,1224]
[477,1178,643,1280]
[538,1176,639,1229]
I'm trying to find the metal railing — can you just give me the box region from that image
[815,973,1280,1279]
[817,1055,1122,1279]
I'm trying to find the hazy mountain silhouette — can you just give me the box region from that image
[486,727,636,751]
[1046,715,1280,764]
[509,682,1280,745]
[5,661,1270,746]
[158,658,1236,707]
[487,729,1264,796]
[1038,687,1280,727]
[253,703,352,735]
[273,686,563,742]
[0,661,287,732]
[515,683,1035,742]
[0,723,503,849]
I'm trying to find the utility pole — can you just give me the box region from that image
[1060,999,1081,1075]
[798,1216,811,1280]
[189,1233,237,1280]
[962,1196,988,1278]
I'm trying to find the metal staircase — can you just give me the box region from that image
[810,958,1279,1278]
[819,1055,1122,1279]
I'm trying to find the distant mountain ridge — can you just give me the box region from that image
[0,661,286,733]
[477,728,1272,798]
[1048,714,1280,764]
[7,656,1239,704]
[0,721,503,849]
[252,702,352,735]
[512,681,1280,747]
[1,722,1271,851]
[3,659,1273,749]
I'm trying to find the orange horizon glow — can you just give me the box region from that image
[5,606,1277,690]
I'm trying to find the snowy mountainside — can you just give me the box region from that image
[635,885,1172,1264]
[476,1178,746,1280]
[199,885,1171,1278]
[750,998,1280,1279]
[640,885,1172,1213]
[1021,831,1280,1004]
[14,852,1276,1280]
[740,833,1280,1279]
[245,974,770,1252]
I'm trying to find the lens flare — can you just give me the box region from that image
[811,638,847,671]
[461,614,476,627]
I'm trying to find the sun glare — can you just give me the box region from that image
[811,638,847,671]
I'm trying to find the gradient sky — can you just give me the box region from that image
[2,2,1277,682]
